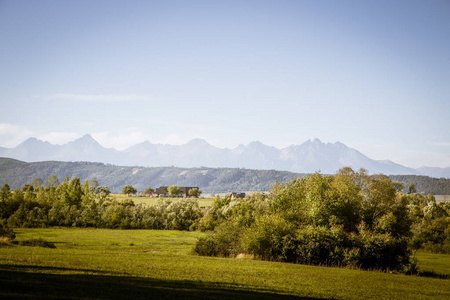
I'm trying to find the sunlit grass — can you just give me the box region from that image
[435,195,450,202]
[1,228,449,299]
[415,251,450,275]
[111,193,215,207]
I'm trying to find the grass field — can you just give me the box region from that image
[112,194,216,207]
[1,228,449,299]
[435,195,450,202]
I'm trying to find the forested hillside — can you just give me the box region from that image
[389,175,450,195]
[0,158,304,193]
[1,157,449,194]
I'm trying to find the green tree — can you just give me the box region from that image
[32,178,44,189]
[68,177,83,207]
[188,187,202,198]
[1,184,11,202]
[145,187,154,196]
[21,184,34,192]
[97,186,111,200]
[392,181,405,193]
[408,183,417,194]
[360,174,396,230]
[46,175,60,189]
[167,185,182,197]
[86,179,99,191]
[122,185,137,196]
[327,167,362,232]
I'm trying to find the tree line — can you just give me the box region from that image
[0,177,201,231]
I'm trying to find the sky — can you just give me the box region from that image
[0,0,449,168]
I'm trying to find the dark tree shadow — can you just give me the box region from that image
[0,264,327,299]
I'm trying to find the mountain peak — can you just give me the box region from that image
[301,138,324,147]
[23,137,39,143]
[21,137,53,147]
[70,134,99,145]
[248,140,265,147]
[186,138,210,146]
[78,134,95,141]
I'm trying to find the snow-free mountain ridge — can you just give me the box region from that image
[0,134,448,178]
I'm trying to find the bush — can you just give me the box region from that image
[243,214,295,261]
[0,220,15,240]
[411,217,450,254]
[292,225,346,266]
[193,236,221,256]
[193,221,243,257]
[357,225,411,271]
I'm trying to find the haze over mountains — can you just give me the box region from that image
[1,134,449,178]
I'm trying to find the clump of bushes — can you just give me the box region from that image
[0,220,15,240]
[194,168,420,272]
[410,205,450,254]
[0,221,15,247]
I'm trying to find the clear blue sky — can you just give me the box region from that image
[1,0,449,168]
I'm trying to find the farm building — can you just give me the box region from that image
[230,192,246,199]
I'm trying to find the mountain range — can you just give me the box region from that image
[1,134,449,178]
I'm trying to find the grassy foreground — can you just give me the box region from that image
[0,228,449,299]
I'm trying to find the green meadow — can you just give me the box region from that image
[435,195,450,202]
[1,228,449,299]
[112,193,216,207]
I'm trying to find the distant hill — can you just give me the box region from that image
[0,157,305,193]
[1,135,449,178]
[1,157,449,195]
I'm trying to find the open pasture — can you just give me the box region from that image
[435,195,450,202]
[112,193,215,207]
[0,228,449,299]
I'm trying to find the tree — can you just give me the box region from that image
[0,184,11,202]
[145,187,154,196]
[122,185,137,196]
[408,183,417,194]
[68,177,83,207]
[86,179,99,191]
[46,175,60,189]
[167,185,182,197]
[97,186,111,201]
[392,181,405,193]
[188,187,202,198]
[32,178,44,189]
[21,184,34,192]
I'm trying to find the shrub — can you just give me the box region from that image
[411,217,450,254]
[243,214,295,261]
[292,225,346,266]
[193,221,243,257]
[0,220,15,240]
[357,225,411,271]
[193,236,221,256]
